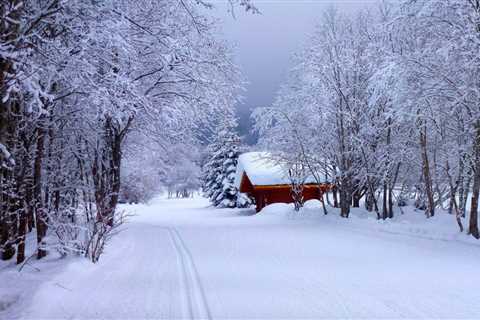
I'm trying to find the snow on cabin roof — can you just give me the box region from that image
[235,152,321,188]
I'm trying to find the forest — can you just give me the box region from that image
[253,0,480,238]
[0,0,256,264]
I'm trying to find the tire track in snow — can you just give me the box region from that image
[167,227,212,320]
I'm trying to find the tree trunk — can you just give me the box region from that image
[445,160,464,233]
[94,117,131,226]
[325,190,332,207]
[0,56,13,261]
[0,207,15,260]
[332,186,339,208]
[365,192,373,212]
[459,170,470,218]
[382,182,388,220]
[352,187,361,208]
[339,179,351,218]
[16,211,27,264]
[319,189,328,215]
[387,162,400,219]
[16,141,30,265]
[0,103,19,261]
[383,117,392,219]
[419,121,435,218]
[388,187,394,219]
[34,125,47,259]
[468,123,480,239]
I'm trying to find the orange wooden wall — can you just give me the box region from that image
[239,173,332,212]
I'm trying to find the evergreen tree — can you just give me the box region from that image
[202,116,251,208]
[202,142,223,203]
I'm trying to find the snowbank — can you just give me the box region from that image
[257,203,293,217]
[256,201,479,245]
[0,241,73,319]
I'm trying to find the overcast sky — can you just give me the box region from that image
[211,0,376,142]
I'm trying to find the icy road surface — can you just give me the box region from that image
[16,196,480,319]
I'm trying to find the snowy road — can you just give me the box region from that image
[18,196,480,319]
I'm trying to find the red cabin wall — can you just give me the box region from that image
[252,185,330,213]
[239,172,332,213]
[239,173,255,194]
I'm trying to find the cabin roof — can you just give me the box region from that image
[234,152,323,188]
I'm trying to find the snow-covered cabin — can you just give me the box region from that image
[235,152,332,212]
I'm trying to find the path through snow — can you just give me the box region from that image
[10,196,480,319]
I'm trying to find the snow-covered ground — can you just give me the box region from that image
[2,195,480,319]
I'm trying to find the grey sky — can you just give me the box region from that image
[211,0,376,142]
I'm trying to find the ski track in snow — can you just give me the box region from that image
[3,195,480,319]
[167,226,212,320]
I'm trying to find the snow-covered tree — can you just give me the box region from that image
[203,114,251,208]
[253,1,480,239]
[0,0,256,265]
